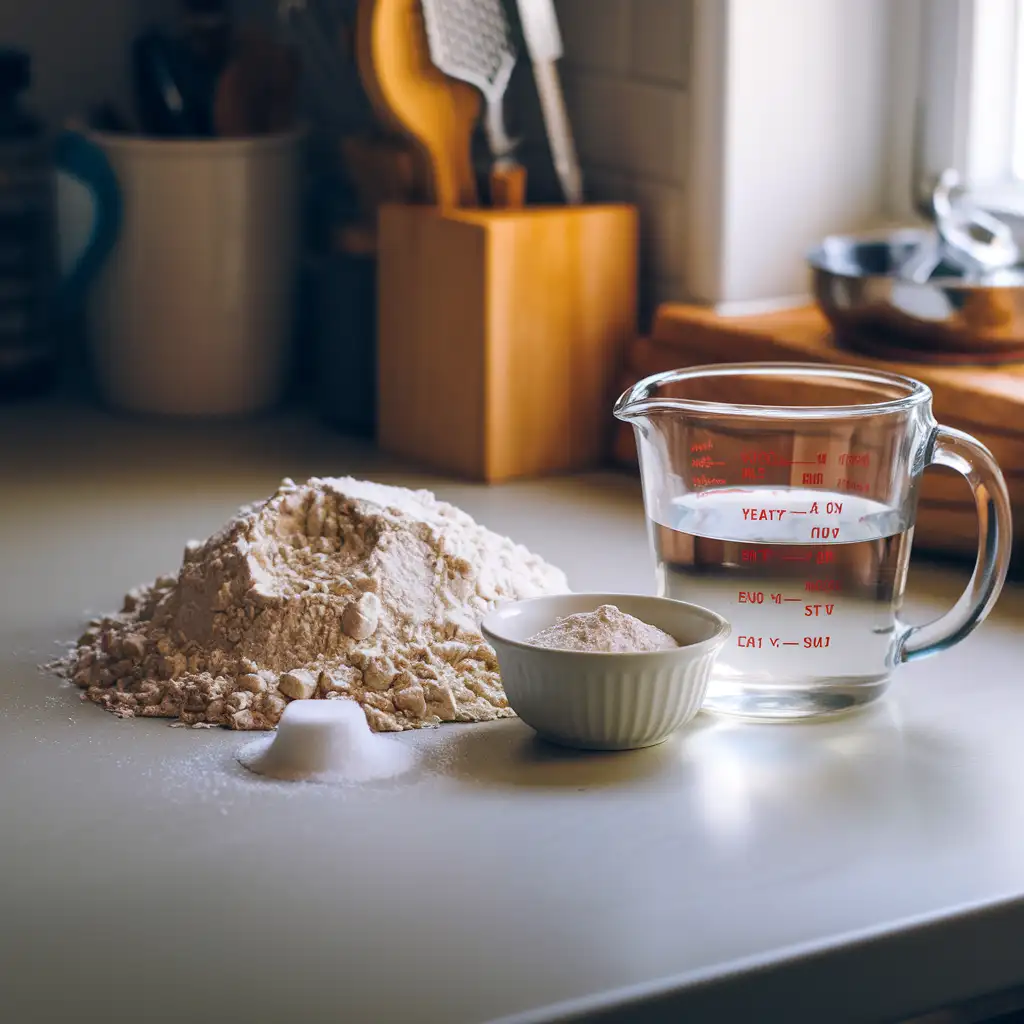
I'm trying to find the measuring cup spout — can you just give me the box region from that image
[613,383,638,423]
[613,379,664,424]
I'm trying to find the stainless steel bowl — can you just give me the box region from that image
[808,228,1024,357]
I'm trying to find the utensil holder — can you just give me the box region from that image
[73,130,302,418]
[377,202,638,482]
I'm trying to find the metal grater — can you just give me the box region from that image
[420,0,518,159]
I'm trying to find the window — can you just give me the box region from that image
[685,0,1024,306]
[1013,0,1024,177]
[915,0,1024,208]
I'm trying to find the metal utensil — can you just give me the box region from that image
[132,29,210,137]
[514,0,582,204]
[419,0,518,161]
[899,169,1020,284]
[939,206,1020,280]
[898,170,958,284]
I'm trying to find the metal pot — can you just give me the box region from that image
[808,228,1024,357]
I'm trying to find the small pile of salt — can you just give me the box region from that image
[238,700,416,784]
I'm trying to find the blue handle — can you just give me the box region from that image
[53,130,122,312]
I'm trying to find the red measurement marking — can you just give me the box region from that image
[787,510,808,515]
[737,636,764,648]
[804,636,832,648]
[691,456,727,469]
[816,549,835,564]
[691,475,727,487]
[783,642,800,647]
[691,441,713,453]
[741,450,786,465]
[737,591,764,604]
[839,452,870,467]
[837,477,869,494]
[784,598,801,602]
[805,579,841,591]
[810,527,841,539]
[783,553,812,562]
[742,467,766,480]
[801,472,824,485]
[741,548,773,562]
[742,508,788,522]
[786,453,829,466]
[697,488,753,498]
[770,593,784,605]
[804,604,836,617]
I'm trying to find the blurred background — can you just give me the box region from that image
[1,0,1023,560]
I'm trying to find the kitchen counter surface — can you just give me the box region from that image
[2,398,1024,1024]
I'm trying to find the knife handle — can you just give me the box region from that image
[490,160,527,209]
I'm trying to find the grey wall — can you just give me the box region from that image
[555,0,693,316]
[0,0,174,125]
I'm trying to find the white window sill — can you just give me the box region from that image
[971,184,1024,219]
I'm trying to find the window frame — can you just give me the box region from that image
[912,0,1023,209]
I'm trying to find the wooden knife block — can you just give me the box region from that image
[377,202,638,481]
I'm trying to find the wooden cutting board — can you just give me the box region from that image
[645,304,1024,435]
[619,336,1024,476]
[611,305,1024,559]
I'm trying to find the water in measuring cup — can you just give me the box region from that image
[652,488,913,718]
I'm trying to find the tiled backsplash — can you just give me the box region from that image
[556,0,693,317]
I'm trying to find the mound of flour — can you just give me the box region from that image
[59,477,569,732]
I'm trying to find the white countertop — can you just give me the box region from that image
[2,400,1024,1024]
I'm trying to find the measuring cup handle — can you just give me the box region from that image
[898,425,1013,662]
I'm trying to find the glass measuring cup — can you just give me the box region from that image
[614,363,1013,720]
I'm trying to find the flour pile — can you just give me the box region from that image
[59,477,569,731]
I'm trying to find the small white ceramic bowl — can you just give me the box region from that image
[482,593,731,751]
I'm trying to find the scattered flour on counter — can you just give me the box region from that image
[526,604,680,653]
[54,476,569,732]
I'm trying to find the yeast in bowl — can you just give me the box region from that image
[482,593,730,751]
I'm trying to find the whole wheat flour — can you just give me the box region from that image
[57,477,569,732]
[526,604,679,653]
